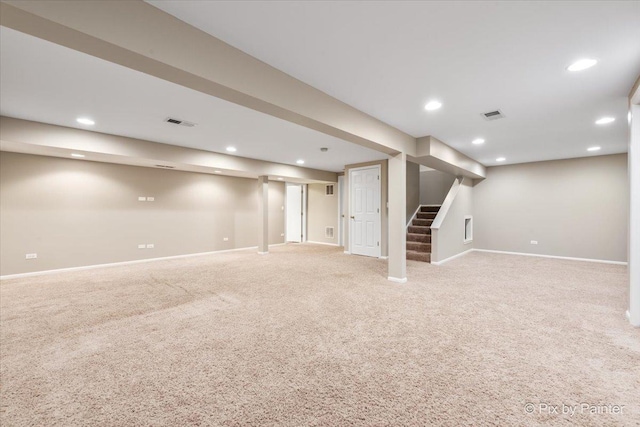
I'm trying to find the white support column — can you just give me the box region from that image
[629,104,640,327]
[388,152,407,283]
[258,176,269,255]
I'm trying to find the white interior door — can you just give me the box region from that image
[338,176,345,247]
[286,184,303,242]
[350,166,381,257]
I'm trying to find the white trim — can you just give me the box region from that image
[305,241,340,247]
[406,205,422,228]
[473,249,627,265]
[258,251,269,255]
[343,251,351,255]
[387,276,407,283]
[626,310,639,327]
[0,244,288,280]
[463,215,473,244]
[431,248,474,265]
[431,178,461,231]
[302,184,308,242]
[379,256,388,260]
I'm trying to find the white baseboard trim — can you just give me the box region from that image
[627,311,640,327]
[379,256,388,260]
[473,249,628,266]
[0,244,291,280]
[431,249,474,266]
[305,241,340,247]
[344,251,351,255]
[388,276,407,283]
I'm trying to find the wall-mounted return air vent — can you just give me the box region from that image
[325,184,335,196]
[155,164,175,169]
[325,226,335,239]
[164,117,197,127]
[481,110,505,121]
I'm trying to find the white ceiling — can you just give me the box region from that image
[149,0,640,165]
[0,26,387,173]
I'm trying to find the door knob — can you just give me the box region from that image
[350,216,355,219]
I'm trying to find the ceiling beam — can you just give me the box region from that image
[0,117,338,183]
[412,136,486,179]
[0,0,415,157]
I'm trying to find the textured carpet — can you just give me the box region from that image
[1,245,638,426]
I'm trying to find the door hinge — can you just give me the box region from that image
[377,175,380,180]
[377,208,379,213]
[377,241,380,246]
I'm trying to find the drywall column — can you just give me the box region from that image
[258,176,269,254]
[388,153,407,283]
[629,104,640,327]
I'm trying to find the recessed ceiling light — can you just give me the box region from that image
[214,170,222,174]
[424,100,442,111]
[567,58,598,72]
[595,117,615,125]
[587,146,601,152]
[76,117,95,126]
[226,146,237,152]
[496,157,506,162]
[71,153,85,158]
[472,138,485,145]
[296,159,305,165]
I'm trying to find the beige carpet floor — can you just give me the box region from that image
[1,244,638,426]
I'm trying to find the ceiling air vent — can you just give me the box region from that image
[155,164,175,169]
[481,110,505,121]
[164,117,197,127]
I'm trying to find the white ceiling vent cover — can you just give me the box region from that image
[165,117,197,127]
[325,227,334,239]
[481,110,505,121]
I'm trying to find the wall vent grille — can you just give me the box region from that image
[325,227,334,239]
[325,184,335,196]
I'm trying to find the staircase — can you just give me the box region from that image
[407,205,440,263]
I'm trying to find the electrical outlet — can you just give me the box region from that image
[146,244,154,249]
[138,196,146,202]
[147,197,155,202]
[25,253,37,259]
[138,244,146,249]
[223,237,229,241]
[530,240,538,245]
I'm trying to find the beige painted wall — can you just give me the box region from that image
[344,160,388,257]
[473,154,628,262]
[0,152,285,275]
[406,161,420,223]
[307,183,339,245]
[420,170,456,206]
[432,178,474,263]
